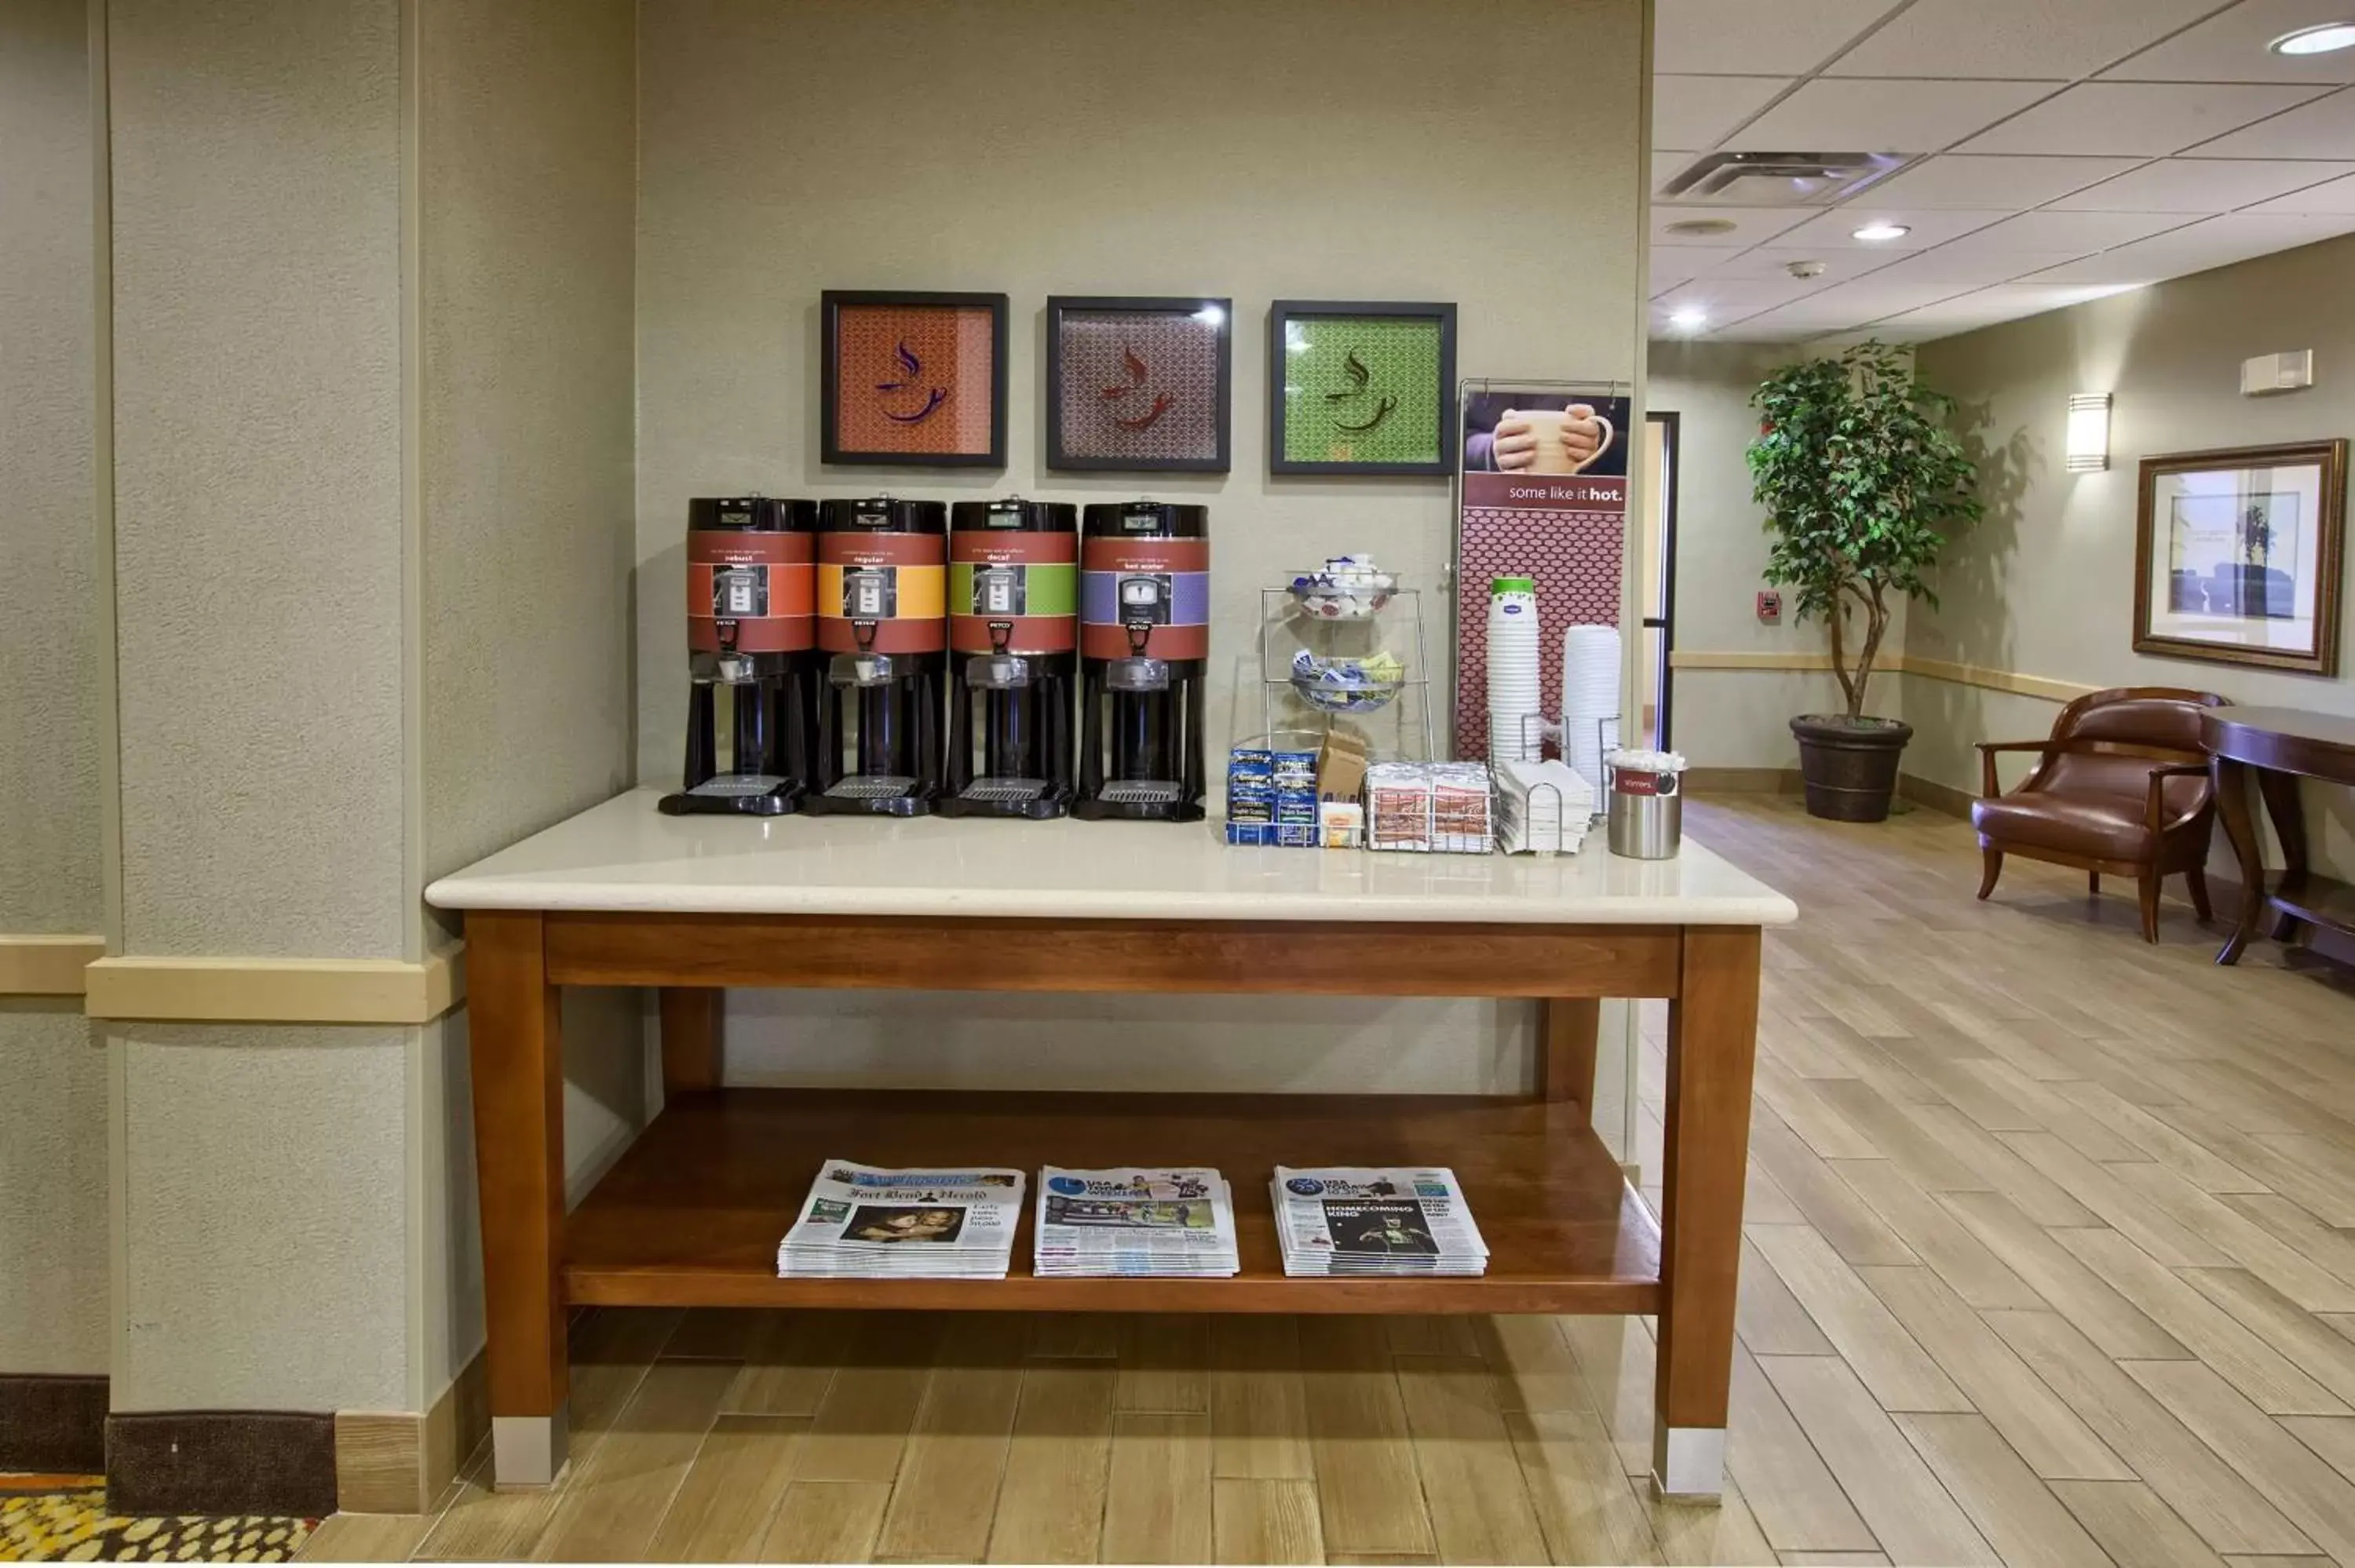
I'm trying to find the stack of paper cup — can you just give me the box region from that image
[1486,577,1543,767]
[1561,623,1623,807]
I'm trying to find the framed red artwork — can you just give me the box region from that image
[821,291,1008,467]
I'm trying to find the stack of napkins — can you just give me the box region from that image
[1271,1166,1490,1276]
[1495,757,1594,854]
[777,1160,1024,1278]
[1035,1167,1240,1278]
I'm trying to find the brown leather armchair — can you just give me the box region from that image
[1972,686,2229,943]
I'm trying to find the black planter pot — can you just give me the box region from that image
[1790,714,1913,822]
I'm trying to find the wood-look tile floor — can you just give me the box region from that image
[305,796,2355,1566]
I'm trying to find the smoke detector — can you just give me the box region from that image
[1662,151,1910,206]
[1785,259,1828,279]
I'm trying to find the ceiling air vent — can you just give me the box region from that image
[1663,151,1910,206]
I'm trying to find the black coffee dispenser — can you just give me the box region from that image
[1073,500,1209,822]
[938,499,1079,819]
[805,496,948,816]
[660,496,818,816]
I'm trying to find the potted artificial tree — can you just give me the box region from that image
[1747,341,1981,822]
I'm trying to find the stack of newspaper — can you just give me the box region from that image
[1271,1166,1490,1276]
[1035,1166,1239,1278]
[777,1160,1025,1278]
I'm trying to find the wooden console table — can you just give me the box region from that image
[2207,707,2355,965]
[425,789,1795,1499]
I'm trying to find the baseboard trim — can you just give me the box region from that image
[84,945,462,1025]
[1899,772,1978,820]
[0,1373,107,1472]
[107,1410,338,1519]
[1685,768,1803,795]
[334,1349,489,1515]
[0,936,106,997]
[1668,650,2100,704]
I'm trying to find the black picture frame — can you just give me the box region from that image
[1046,295,1232,473]
[1268,301,1457,476]
[820,290,1010,468]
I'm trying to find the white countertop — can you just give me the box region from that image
[424,789,1796,927]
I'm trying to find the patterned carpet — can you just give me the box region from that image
[0,1482,312,1563]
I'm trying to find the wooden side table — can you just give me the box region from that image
[2203,707,2355,965]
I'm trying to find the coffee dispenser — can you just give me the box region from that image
[938,498,1079,819]
[806,496,948,815]
[1073,500,1208,822]
[660,496,818,817]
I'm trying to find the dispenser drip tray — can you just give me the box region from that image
[1096,779,1184,806]
[686,774,787,797]
[824,775,918,800]
[958,777,1051,804]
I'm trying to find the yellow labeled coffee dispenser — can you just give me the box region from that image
[806,496,948,816]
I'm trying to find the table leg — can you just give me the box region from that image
[2256,770,2310,943]
[2212,758,2264,966]
[1652,926,1760,1501]
[659,987,722,1097]
[467,910,570,1486]
[1538,997,1601,1114]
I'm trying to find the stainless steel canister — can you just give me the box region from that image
[1604,749,1685,859]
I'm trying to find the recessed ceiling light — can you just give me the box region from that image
[1852,222,1911,242]
[2271,21,2355,54]
[1665,218,1739,238]
[1668,307,1709,330]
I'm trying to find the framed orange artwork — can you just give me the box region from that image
[821,291,1008,467]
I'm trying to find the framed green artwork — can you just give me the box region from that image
[1269,301,1456,476]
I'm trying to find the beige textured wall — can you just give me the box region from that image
[637,0,1645,1096]
[1913,235,2355,883]
[102,0,414,1414]
[0,0,106,1378]
[414,0,644,1409]
[1647,340,1908,770]
[108,0,406,961]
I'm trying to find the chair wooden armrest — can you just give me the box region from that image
[2144,760,2214,834]
[1977,741,2057,798]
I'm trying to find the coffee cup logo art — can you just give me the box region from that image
[1099,345,1174,432]
[1324,350,1397,434]
[874,340,947,425]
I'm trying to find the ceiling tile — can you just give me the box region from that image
[1653,75,1794,150]
[1957,82,2331,156]
[2187,86,2355,158]
[1855,248,2097,286]
[1851,154,2141,209]
[2105,0,2355,85]
[1650,245,1723,294]
[1656,0,1908,75]
[1701,246,1908,283]
[1652,204,1824,249]
[1871,281,2142,337]
[2026,211,2355,281]
[2046,157,2355,211]
[1826,0,2222,80]
[1766,207,2015,249]
[2246,170,2355,212]
[1657,278,1835,314]
[1934,210,2200,252]
[1725,78,2059,153]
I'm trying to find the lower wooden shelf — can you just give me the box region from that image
[563,1088,1662,1315]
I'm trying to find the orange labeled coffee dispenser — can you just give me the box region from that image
[1073,500,1209,822]
[806,496,948,815]
[661,496,818,817]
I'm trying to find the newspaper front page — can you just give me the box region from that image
[1035,1166,1239,1277]
[1272,1166,1489,1275]
[777,1159,1026,1278]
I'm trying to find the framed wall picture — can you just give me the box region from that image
[821,290,1008,466]
[1269,301,1457,476]
[1046,296,1232,472]
[2134,439,2346,675]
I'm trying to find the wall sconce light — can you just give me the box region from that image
[2065,393,2111,472]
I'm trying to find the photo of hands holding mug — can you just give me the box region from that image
[1463,392,1628,477]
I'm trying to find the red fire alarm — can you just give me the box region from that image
[1756,590,1782,624]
